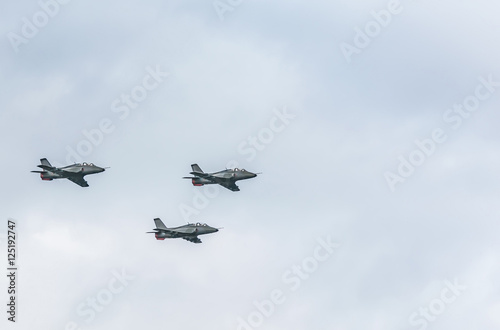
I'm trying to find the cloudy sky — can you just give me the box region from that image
[1,0,500,329]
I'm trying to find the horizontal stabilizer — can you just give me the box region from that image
[190,171,208,177]
[31,170,46,173]
[37,165,54,171]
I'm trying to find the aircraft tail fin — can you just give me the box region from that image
[191,164,203,173]
[154,218,168,230]
[40,158,52,167]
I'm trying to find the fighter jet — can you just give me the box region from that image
[183,164,258,192]
[147,218,219,244]
[31,158,106,187]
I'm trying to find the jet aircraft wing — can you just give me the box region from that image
[218,181,240,192]
[67,175,89,187]
[182,236,202,244]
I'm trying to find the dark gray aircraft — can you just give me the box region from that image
[183,164,258,192]
[147,218,219,243]
[31,158,106,187]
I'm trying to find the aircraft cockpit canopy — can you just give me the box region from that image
[195,222,208,226]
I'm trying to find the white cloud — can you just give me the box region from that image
[1,0,500,329]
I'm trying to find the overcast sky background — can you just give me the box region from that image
[1,0,500,329]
